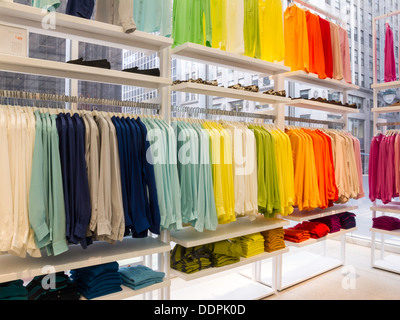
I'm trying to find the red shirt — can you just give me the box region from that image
[319,16,334,79]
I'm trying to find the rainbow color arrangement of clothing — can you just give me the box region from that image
[285,128,363,212]
[172,0,285,62]
[284,4,351,82]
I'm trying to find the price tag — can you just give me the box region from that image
[0,24,28,57]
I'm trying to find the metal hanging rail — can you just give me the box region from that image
[172,105,276,121]
[290,0,344,24]
[0,89,161,111]
[285,116,346,127]
[376,121,400,128]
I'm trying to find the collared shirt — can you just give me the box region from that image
[284,4,309,72]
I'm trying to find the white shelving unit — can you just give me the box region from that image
[369,9,400,275]
[370,204,400,274]
[170,43,298,299]
[0,2,172,300]
[170,217,290,299]
[274,205,358,290]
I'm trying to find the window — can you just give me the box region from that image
[361,52,364,66]
[300,89,310,99]
[361,30,364,44]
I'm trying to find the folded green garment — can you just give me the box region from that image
[212,254,240,267]
[212,240,243,258]
[171,258,213,274]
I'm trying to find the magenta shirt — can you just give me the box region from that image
[385,23,397,82]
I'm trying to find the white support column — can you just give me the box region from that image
[160,46,171,123]
[272,74,286,130]
[69,39,79,111]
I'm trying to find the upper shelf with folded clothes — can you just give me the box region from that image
[271,70,360,92]
[172,42,291,77]
[0,1,173,53]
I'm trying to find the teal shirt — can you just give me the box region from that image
[32,0,60,10]
[134,0,172,37]
[28,111,68,256]
[29,110,50,249]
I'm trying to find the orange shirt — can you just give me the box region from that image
[284,4,309,72]
[303,129,328,209]
[305,10,327,79]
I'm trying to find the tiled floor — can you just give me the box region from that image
[264,242,400,300]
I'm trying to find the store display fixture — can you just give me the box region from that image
[370,9,400,275]
[0,1,172,301]
[0,0,368,301]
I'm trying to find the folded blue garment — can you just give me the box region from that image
[119,265,165,289]
[0,280,28,300]
[80,285,123,300]
[70,262,119,282]
[122,279,163,291]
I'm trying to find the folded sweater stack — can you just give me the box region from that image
[0,280,28,300]
[70,262,123,299]
[311,215,341,233]
[170,244,214,274]
[372,216,400,231]
[119,265,165,290]
[292,221,330,239]
[26,272,80,300]
[234,233,265,258]
[338,212,357,229]
[261,228,286,252]
[284,228,311,243]
[211,240,242,267]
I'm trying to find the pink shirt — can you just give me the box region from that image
[339,26,352,84]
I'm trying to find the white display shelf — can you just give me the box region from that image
[285,228,358,248]
[288,99,360,114]
[239,251,343,291]
[0,1,172,52]
[170,216,289,248]
[0,237,170,284]
[82,279,171,300]
[171,42,290,76]
[371,254,400,274]
[171,272,275,300]
[370,228,400,238]
[371,205,400,215]
[280,204,358,222]
[372,106,400,114]
[0,54,171,88]
[271,70,360,91]
[371,80,400,91]
[171,82,291,105]
[171,248,289,281]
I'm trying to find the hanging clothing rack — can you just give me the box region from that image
[290,0,344,25]
[172,105,276,121]
[376,121,400,128]
[0,89,161,111]
[285,116,346,127]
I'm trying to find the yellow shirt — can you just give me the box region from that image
[210,0,227,50]
[259,0,285,62]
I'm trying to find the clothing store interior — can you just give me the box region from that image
[1,0,400,303]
